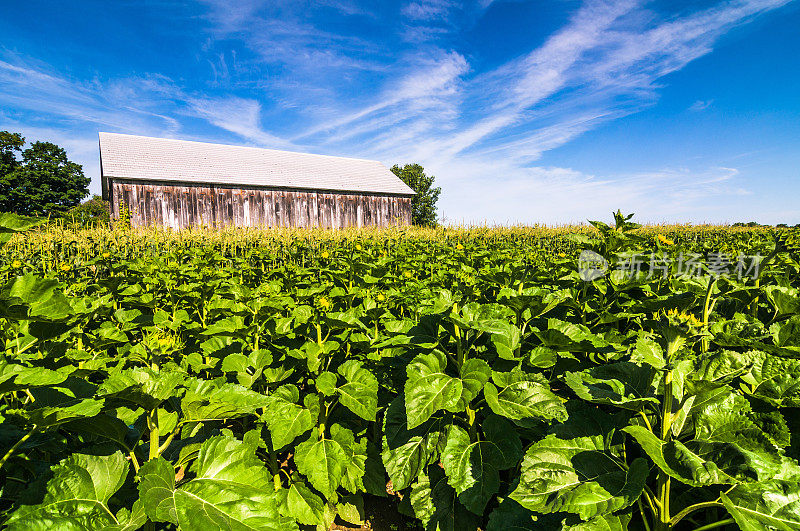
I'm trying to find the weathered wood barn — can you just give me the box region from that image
[99,133,415,229]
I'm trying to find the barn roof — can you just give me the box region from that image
[99,133,415,196]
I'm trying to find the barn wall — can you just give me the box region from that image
[110,180,413,229]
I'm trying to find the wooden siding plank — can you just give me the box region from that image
[264,190,272,227]
[111,181,412,229]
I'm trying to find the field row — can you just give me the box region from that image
[0,213,798,530]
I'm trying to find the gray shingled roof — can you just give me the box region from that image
[99,133,415,196]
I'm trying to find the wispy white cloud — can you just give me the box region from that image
[689,99,714,111]
[398,0,494,43]
[402,0,456,22]
[375,0,793,164]
[274,0,646,166]
[199,0,386,76]
[295,50,468,141]
[364,0,792,223]
[0,46,298,146]
[0,52,184,134]
[297,0,790,224]
[0,50,296,192]
[186,96,295,148]
[434,162,751,225]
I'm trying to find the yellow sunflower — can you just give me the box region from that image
[318,296,331,310]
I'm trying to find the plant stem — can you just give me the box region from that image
[661,477,672,527]
[639,410,654,433]
[692,518,735,531]
[129,450,141,473]
[454,319,463,367]
[702,279,716,353]
[148,409,160,460]
[266,436,281,491]
[751,277,761,317]
[670,501,725,527]
[157,425,180,456]
[643,485,661,511]
[0,424,37,471]
[656,369,674,531]
[750,247,778,317]
[318,397,329,439]
[638,498,652,531]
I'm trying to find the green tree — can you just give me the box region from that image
[65,194,111,227]
[0,132,89,216]
[390,163,441,227]
[0,132,25,211]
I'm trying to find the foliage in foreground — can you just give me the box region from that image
[0,213,799,530]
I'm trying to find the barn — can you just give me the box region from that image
[98,133,415,229]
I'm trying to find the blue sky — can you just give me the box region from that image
[1,0,798,224]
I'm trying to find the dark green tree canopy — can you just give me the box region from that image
[0,132,89,216]
[65,194,111,227]
[390,163,441,227]
[0,132,24,206]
